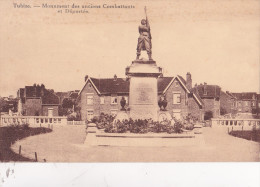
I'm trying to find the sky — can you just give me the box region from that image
[0,0,259,97]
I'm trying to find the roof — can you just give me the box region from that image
[79,75,203,106]
[191,87,204,105]
[157,77,174,93]
[90,78,129,94]
[18,85,59,105]
[231,92,257,100]
[225,91,236,98]
[177,75,186,85]
[195,84,221,98]
[25,86,42,97]
[41,89,60,105]
[79,77,175,95]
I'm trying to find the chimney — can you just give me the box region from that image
[114,74,117,81]
[186,72,192,89]
[40,84,45,97]
[203,83,207,95]
[85,75,88,82]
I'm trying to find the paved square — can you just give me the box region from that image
[11,125,260,162]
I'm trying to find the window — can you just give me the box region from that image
[245,101,248,106]
[100,96,105,104]
[87,94,93,105]
[173,92,181,104]
[111,95,117,104]
[252,102,255,107]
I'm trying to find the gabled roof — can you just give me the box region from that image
[91,78,129,94]
[161,75,191,94]
[177,75,186,85]
[231,92,257,100]
[195,84,221,98]
[157,77,174,93]
[191,87,204,105]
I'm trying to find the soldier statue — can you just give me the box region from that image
[136,7,153,60]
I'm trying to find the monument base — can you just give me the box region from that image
[126,60,162,121]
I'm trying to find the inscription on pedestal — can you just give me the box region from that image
[135,87,153,105]
[129,77,158,120]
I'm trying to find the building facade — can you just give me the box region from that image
[193,83,221,118]
[17,84,60,116]
[220,91,237,115]
[78,73,204,122]
[231,92,257,114]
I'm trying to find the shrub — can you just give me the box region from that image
[183,123,194,130]
[91,116,99,123]
[21,123,29,130]
[115,120,128,133]
[96,114,115,129]
[104,122,116,133]
[93,114,186,134]
[173,121,183,133]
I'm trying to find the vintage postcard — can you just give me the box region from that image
[0,0,259,164]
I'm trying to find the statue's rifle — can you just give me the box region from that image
[145,6,152,39]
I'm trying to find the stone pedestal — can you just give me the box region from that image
[126,60,162,121]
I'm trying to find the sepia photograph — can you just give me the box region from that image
[0,0,259,165]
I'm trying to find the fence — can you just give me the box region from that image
[67,120,85,125]
[0,115,67,127]
[211,118,260,130]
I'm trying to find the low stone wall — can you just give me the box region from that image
[0,116,67,127]
[211,118,260,131]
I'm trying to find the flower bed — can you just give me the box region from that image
[93,114,191,134]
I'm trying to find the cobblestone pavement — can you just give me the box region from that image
[12,125,260,162]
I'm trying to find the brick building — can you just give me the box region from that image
[220,91,237,115]
[231,92,257,113]
[193,83,221,118]
[17,84,60,116]
[78,73,204,122]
